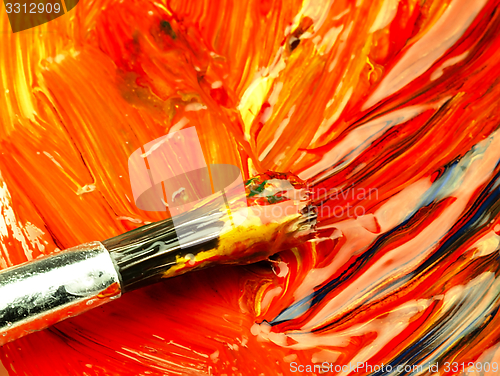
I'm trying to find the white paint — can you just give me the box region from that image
[430,51,470,80]
[76,184,96,195]
[300,102,442,181]
[211,81,223,89]
[115,216,144,224]
[43,151,63,169]
[171,187,186,202]
[185,103,207,112]
[363,0,487,109]
[0,181,46,263]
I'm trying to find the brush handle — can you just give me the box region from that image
[0,242,122,346]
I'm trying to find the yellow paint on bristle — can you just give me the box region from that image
[162,207,303,278]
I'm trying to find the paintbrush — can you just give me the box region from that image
[0,172,316,346]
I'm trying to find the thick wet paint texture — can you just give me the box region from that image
[1,0,500,375]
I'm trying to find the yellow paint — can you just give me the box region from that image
[163,208,303,278]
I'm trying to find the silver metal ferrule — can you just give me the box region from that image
[0,241,122,346]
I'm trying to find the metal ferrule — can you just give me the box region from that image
[0,241,122,346]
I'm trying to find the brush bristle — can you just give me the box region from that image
[103,205,226,293]
[104,178,318,293]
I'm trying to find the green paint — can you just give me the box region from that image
[160,20,176,39]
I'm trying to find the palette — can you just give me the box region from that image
[1,0,500,375]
